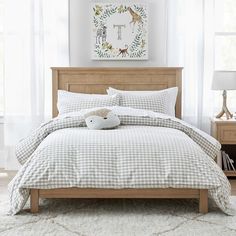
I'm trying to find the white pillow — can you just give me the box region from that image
[107,87,178,116]
[57,90,119,115]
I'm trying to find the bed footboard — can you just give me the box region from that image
[30,188,208,214]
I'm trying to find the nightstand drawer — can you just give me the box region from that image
[219,126,236,144]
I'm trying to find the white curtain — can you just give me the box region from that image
[2,0,69,169]
[166,0,218,133]
[4,0,69,123]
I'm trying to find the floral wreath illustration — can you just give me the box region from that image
[93,4,147,59]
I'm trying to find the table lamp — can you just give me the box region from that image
[212,71,236,119]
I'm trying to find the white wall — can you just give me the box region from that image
[69,0,168,67]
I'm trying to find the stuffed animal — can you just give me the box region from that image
[84,108,120,130]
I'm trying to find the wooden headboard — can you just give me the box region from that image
[51,67,183,118]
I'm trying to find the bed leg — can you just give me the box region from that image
[30,189,39,213]
[199,189,208,214]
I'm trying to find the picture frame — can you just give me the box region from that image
[91,3,148,60]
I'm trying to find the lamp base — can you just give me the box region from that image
[215,90,233,120]
[216,107,233,119]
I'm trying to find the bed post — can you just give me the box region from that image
[199,189,208,213]
[30,189,39,213]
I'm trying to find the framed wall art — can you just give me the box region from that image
[91,3,148,60]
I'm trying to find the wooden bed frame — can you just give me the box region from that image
[30,67,208,214]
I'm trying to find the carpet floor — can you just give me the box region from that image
[1,192,236,236]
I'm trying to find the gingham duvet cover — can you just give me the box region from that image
[8,107,233,215]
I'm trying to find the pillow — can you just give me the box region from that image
[107,87,178,116]
[107,87,177,96]
[84,108,120,130]
[57,90,119,115]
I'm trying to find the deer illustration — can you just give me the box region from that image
[117,45,129,57]
[127,7,142,32]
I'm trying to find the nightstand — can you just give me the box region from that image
[211,118,236,177]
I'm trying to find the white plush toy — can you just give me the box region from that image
[84,108,120,130]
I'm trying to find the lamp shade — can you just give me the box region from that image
[212,71,236,90]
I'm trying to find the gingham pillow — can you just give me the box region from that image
[107,87,178,116]
[57,90,119,115]
[117,92,169,114]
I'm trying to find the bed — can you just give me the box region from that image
[8,67,232,215]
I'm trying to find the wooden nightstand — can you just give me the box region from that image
[211,118,236,177]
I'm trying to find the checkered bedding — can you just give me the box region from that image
[8,107,233,215]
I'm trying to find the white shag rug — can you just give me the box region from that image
[1,193,236,236]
